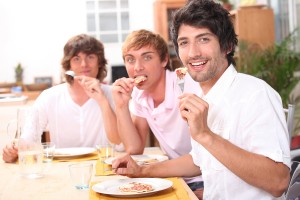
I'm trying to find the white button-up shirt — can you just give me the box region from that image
[190,65,291,200]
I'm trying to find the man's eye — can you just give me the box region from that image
[72,57,80,62]
[126,57,135,63]
[88,55,97,59]
[144,55,152,61]
[178,41,188,47]
[199,37,209,43]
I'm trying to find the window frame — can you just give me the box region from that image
[86,0,130,44]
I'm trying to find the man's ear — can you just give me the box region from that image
[162,57,169,68]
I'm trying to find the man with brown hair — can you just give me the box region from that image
[3,34,120,162]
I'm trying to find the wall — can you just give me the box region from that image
[0,0,155,85]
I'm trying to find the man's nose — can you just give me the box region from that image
[80,58,87,67]
[188,41,202,58]
[134,60,144,71]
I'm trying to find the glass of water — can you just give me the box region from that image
[17,107,44,178]
[42,142,55,163]
[18,139,43,179]
[69,163,93,190]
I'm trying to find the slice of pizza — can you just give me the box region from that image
[134,75,147,84]
[175,67,188,79]
[119,182,154,193]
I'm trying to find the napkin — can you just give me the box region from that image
[89,177,190,200]
[95,160,115,176]
[53,152,99,162]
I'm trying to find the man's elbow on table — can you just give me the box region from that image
[125,145,144,155]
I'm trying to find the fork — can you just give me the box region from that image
[65,70,75,78]
[177,78,185,94]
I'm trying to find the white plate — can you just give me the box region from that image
[54,147,96,158]
[104,154,169,165]
[92,178,173,198]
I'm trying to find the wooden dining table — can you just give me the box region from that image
[0,147,198,200]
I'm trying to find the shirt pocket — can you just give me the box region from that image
[208,104,231,140]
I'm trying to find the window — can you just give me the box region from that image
[86,0,129,44]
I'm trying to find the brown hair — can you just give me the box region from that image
[122,29,171,70]
[61,34,108,83]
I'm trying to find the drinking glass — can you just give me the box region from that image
[69,163,93,190]
[17,108,44,178]
[42,142,55,163]
[6,108,26,146]
[18,139,43,179]
[95,143,115,173]
[95,143,115,161]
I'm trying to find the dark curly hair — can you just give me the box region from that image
[61,34,108,84]
[170,0,238,66]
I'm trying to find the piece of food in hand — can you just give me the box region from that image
[134,75,147,84]
[175,67,188,79]
[119,182,154,193]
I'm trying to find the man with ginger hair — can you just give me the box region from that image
[112,29,204,198]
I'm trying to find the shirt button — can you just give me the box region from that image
[154,118,156,121]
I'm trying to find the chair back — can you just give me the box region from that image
[285,161,300,200]
[284,104,296,146]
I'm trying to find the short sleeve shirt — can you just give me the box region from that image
[130,70,202,183]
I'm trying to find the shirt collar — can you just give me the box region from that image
[204,65,237,104]
[133,70,176,110]
[164,70,176,109]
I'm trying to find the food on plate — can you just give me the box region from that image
[134,158,158,164]
[175,67,188,79]
[119,182,154,193]
[134,75,147,84]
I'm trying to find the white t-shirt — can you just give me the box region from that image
[22,83,114,148]
[130,70,203,183]
[190,65,291,199]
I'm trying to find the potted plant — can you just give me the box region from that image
[237,32,300,107]
[15,63,24,85]
[237,31,300,137]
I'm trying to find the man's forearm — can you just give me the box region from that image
[197,132,290,197]
[116,107,144,154]
[141,154,201,178]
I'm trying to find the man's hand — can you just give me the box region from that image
[178,93,211,142]
[112,154,143,178]
[112,78,135,108]
[2,142,18,163]
[75,76,104,101]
